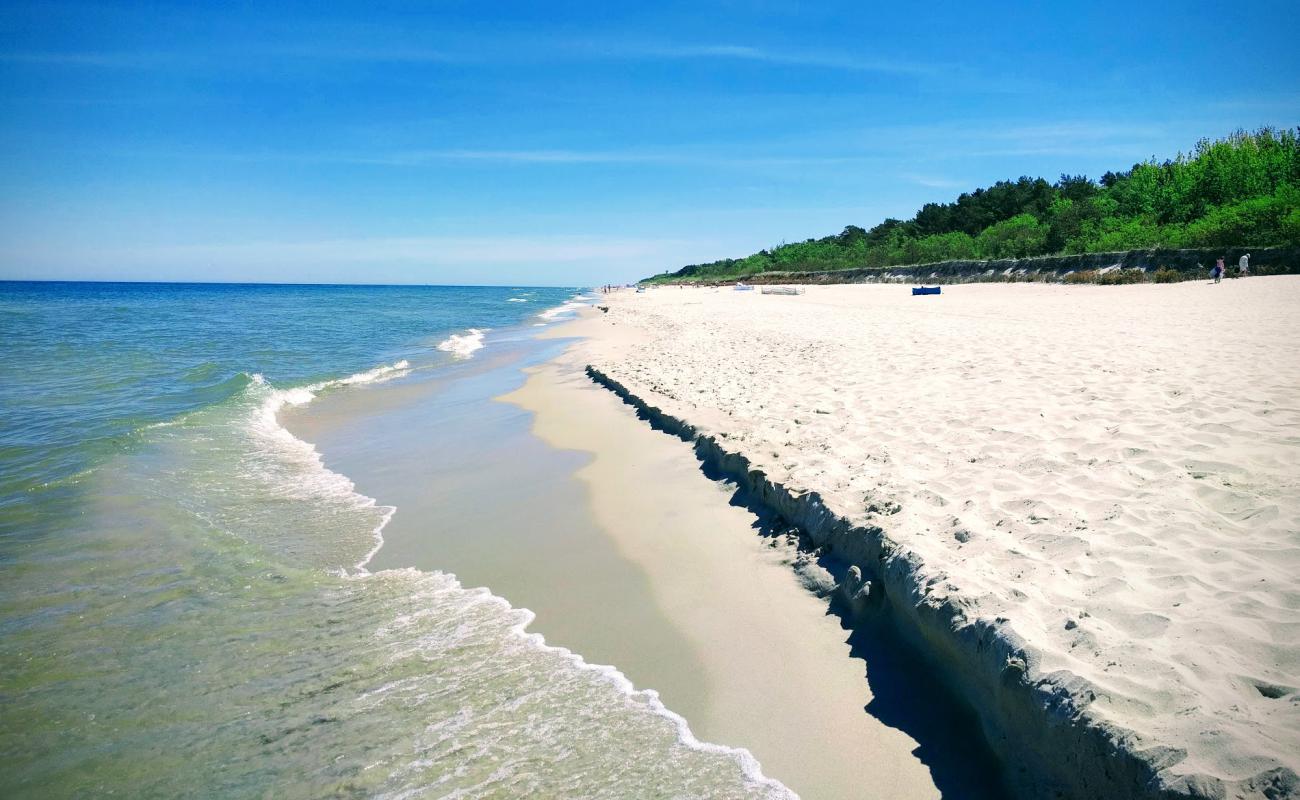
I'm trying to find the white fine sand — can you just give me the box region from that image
[503,362,942,800]
[570,279,1300,791]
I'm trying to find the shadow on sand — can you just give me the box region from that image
[667,434,1016,800]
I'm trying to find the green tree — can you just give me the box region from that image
[1180,184,1300,247]
[1080,217,1167,252]
[976,214,1049,259]
[904,231,978,264]
[645,128,1300,283]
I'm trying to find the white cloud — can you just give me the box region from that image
[901,173,965,189]
[99,145,885,170]
[384,149,670,165]
[592,41,941,76]
[377,149,882,167]
[0,39,936,76]
[0,51,177,68]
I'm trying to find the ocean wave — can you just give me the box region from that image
[436,328,488,360]
[239,362,411,571]
[227,353,793,796]
[359,567,797,799]
[507,298,530,303]
[501,609,796,799]
[537,300,587,322]
[336,359,411,386]
[245,358,790,794]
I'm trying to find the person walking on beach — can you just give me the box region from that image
[1239,253,1250,276]
[1213,258,1224,283]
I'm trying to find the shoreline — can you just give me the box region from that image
[500,356,964,800]
[567,282,1300,800]
[584,363,1141,798]
[285,309,1007,799]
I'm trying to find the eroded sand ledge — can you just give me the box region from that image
[571,282,1299,800]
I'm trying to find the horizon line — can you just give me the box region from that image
[0,278,599,289]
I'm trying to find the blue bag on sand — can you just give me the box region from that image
[912,286,941,296]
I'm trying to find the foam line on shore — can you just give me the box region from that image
[537,299,587,321]
[354,567,797,798]
[491,586,798,798]
[583,365,1298,800]
[246,365,409,573]
[253,358,796,796]
[436,328,489,359]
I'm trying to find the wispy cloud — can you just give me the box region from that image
[97,145,885,170]
[79,117,1191,174]
[980,122,1167,144]
[0,45,467,70]
[0,51,179,68]
[1,39,939,76]
[374,149,880,167]
[837,120,1181,161]
[1206,93,1300,113]
[119,235,683,265]
[390,149,666,165]
[900,173,965,189]
[591,42,941,76]
[249,44,464,64]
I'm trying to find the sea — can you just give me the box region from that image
[0,282,792,799]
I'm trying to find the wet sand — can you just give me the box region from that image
[282,339,714,719]
[501,359,948,800]
[284,322,997,800]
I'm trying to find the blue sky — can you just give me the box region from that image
[1,1,1297,285]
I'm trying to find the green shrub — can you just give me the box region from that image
[1152,267,1185,283]
[648,128,1300,283]
[1282,207,1300,244]
[904,231,978,264]
[1180,184,1300,247]
[1253,262,1299,276]
[976,214,1050,259]
[1097,269,1148,285]
[1063,268,1148,285]
[1081,217,1168,251]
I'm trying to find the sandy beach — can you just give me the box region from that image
[286,330,1009,799]
[501,363,956,800]
[559,279,1300,798]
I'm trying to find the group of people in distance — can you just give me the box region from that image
[1211,253,1250,283]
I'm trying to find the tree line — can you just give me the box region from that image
[646,128,1300,283]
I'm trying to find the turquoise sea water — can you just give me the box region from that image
[0,282,790,799]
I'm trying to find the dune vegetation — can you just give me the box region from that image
[644,128,1300,284]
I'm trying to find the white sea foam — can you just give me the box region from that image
[436,328,488,359]
[241,363,410,571]
[244,358,413,499]
[337,359,411,386]
[359,568,797,799]
[537,300,587,322]
[504,610,798,798]
[242,355,794,797]
[536,291,597,322]
[507,298,530,303]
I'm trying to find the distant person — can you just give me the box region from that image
[1239,253,1250,276]
[1213,258,1224,283]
